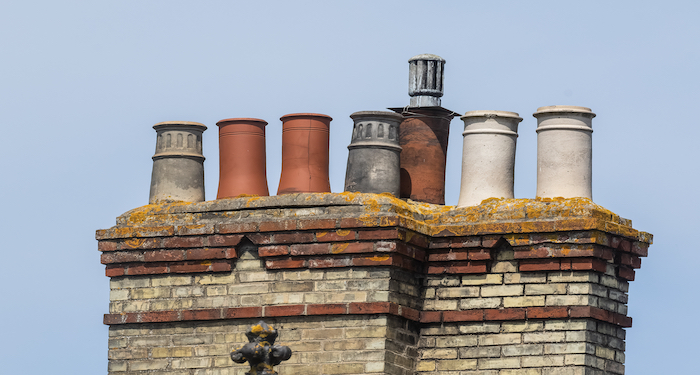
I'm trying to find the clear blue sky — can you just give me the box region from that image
[1,1,697,373]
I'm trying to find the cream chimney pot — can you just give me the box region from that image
[534,105,596,199]
[457,110,522,207]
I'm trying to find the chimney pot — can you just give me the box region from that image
[216,118,270,199]
[277,113,333,194]
[534,105,596,199]
[457,110,522,207]
[149,121,207,204]
[344,111,403,196]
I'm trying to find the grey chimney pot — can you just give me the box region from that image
[149,121,207,204]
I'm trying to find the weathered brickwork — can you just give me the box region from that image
[418,319,625,374]
[107,242,422,321]
[99,193,651,374]
[108,315,416,375]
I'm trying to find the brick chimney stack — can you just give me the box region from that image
[100,57,651,375]
[100,194,650,375]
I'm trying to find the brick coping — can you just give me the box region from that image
[102,194,651,243]
[103,302,631,327]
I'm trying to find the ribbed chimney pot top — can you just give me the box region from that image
[408,54,445,63]
[408,53,445,107]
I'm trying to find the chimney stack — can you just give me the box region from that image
[534,105,595,199]
[148,121,206,204]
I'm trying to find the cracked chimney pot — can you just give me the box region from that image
[534,105,596,199]
[408,54,445,107]
[149,121,207,204]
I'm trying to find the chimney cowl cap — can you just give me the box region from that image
[408,54,445,63]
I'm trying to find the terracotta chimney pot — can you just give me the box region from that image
[277,113,332,194]
[216,118,269,199]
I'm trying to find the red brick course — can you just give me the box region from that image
[143,249,185,262]
[258,245,290,257]
[208,234,243,247]
[290,243,331,256]
[185,248,228,260]
[106,303,632,327]
[297,219,337,230]
[315,230,357,242]
[358,228,400,240]
[274,232,315,244]
[526,307,568,319]
[307,304,348,315]
[162,236,204,249]
[259,220,296,232]
[265,259,307,269]
[217,222,258,234]
[225,306,263,319]
[418,306,632,327]
[106,302,631,327]
[264,305,305,317]
[99,218,648,284]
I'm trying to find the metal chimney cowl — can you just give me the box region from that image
[408,54,445,107]
[390,53,457,205]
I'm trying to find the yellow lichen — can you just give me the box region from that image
[124,238,144,248]
[369,255,390,261]
[331,243,349,254]
[101,193,649,243]
[250,324,263,334]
